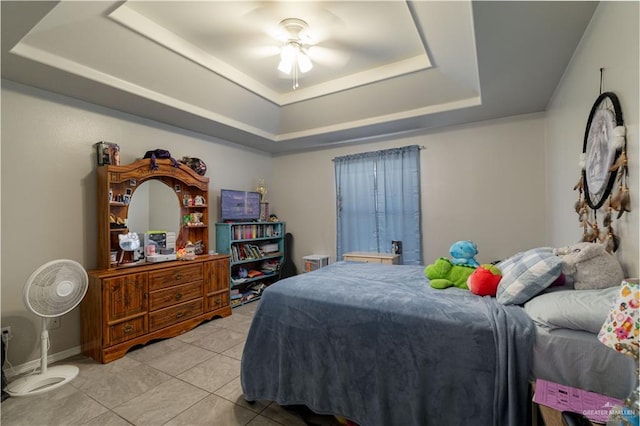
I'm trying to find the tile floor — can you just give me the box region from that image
[1,302,342,426]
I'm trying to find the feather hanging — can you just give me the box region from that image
[583,222,599,242]
[602,229,620,253]
[609,150,627,172]
[617,187,631,219]
[579,208,589,224]
[573,176,584,192]
[610,185,623,211]
[603,209,612,227]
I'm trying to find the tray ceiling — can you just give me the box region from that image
[1,1,598,154]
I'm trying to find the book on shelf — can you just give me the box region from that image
[230,243,271,262]
[231,223,279,240]
[259,242,279,253]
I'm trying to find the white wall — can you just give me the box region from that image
[546,1,639,278]
[1,80,274,367]
[272,113,548,270]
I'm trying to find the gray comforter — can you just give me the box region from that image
[241,262,534,425]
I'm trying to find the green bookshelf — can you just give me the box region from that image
[215,222,285,307]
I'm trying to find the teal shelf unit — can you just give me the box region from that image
[215,222,285,307]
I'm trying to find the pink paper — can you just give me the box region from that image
[534,378,624,424]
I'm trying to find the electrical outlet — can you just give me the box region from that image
[49,317,61,329]
[1,326,12,341]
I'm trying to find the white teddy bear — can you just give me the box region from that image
[554,242,624,290]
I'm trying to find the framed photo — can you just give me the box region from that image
[125,188,132,196]
[174,184,181,193]
[96,141,120,166]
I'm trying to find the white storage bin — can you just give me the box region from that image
[303,255,330,272]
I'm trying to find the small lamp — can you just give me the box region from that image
[598,278,639,425]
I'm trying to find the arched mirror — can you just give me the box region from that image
[127,180,181,236]
[98,158,209,269]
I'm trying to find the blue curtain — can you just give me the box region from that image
[335,145,422,265]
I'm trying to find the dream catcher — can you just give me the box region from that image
[573,70,630,253]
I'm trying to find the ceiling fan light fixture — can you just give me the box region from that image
[278,59,293,75]
[297,50,313,73]
[278,43,296,74]
[277,18,313,89]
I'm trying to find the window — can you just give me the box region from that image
[334,145,422,265]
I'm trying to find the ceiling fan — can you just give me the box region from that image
[241,5,351,90]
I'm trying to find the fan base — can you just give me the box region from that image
[6,365,79,397]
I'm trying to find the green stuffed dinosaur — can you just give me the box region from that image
[425,257,476,290]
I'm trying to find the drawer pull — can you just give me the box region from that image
[124,325,133,333]
[174,273,182,280]
[175,293,183,300]
[176,311,185,319]
[214,298,221,306]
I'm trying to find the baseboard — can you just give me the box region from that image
[3,346,82,379]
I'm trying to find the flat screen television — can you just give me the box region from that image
[220,189,261,222]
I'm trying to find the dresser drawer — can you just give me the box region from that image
[149,281,203,311]
[149,264,203,291]
[107,317,147,346]
[149,299,203,331]
[206,291,229,311]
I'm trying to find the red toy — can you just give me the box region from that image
[467,264,502,297]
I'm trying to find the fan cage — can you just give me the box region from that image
[23,259,88,317]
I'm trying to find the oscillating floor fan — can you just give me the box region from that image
[6,259,88,397]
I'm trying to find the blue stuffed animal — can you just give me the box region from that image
[449,240,480,267]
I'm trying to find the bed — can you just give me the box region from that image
[240,261,635,425]
[525,286,636,401]
[240,261,535,425]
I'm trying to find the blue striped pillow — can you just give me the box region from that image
[496,247,563,305]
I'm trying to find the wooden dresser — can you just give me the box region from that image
[343,252,400,265]
[81,255,230,363]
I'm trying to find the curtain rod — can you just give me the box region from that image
[332,145,426,161]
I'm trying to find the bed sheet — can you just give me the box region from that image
[531,325,636,400]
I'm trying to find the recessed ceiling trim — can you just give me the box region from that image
[279,55,432,105]
[109,2,433,107]
[1,1,598,154]
[108,4,281,102]
[8,41,476,145]
[275,96,482,142]
[9,42,278,142]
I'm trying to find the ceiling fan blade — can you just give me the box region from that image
[307,45,350,68]
[246,44,281,59]
[242,3,345,42]
[303,9,345,44]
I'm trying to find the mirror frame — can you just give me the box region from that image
[98,158,209,269]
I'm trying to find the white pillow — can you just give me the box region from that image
[524,286,619,333]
